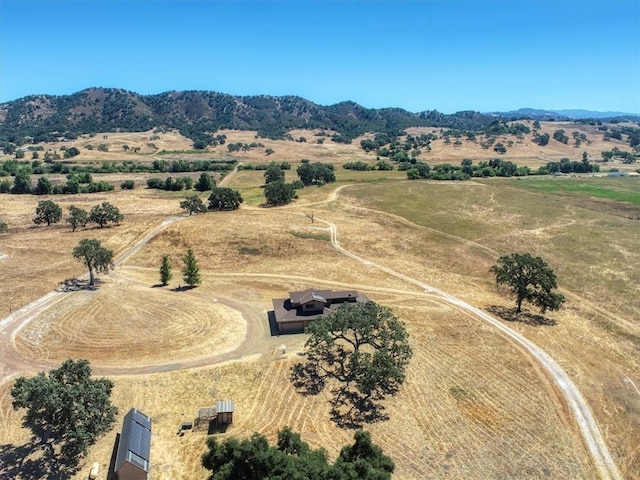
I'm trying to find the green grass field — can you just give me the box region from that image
[506,176,640,205]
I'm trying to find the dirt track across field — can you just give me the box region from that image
[0,185,622,480]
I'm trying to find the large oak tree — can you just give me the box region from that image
[11,359,117,467]
[490,252,565,314]
[72,238,114,286]
[291,301,412,427]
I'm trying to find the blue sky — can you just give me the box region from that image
[1,0,639,113]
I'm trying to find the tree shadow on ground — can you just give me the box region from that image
[171,285,196,292]
[329,387,389,429]
[0,441,80,480]
[487,305,558,326]
[290,363,387,429]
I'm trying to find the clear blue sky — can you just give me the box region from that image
[1,0,639,113]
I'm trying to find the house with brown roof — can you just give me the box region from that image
[271,288,369,333]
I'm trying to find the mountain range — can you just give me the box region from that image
[0,88,638,145]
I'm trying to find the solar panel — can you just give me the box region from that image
[129,421,151,461]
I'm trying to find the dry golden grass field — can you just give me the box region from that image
[0,122,639,479]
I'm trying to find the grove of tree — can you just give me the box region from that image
[297,161,336,186]
[202,427,394,480]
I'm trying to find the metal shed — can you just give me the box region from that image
[115,408,152,480]
[216,400,234,425]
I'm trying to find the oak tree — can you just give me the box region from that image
[208,187,243,211]
[67,205,88,232]
[264,180,296,206]
[11,359,117,467]
[89,202,123,228]
[490,253,565,314]
[291,301,412,427]
[72,238,114,286]
[180,194,208,215]
[33,200,62,226]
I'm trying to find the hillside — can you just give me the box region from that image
[0,88,496,145]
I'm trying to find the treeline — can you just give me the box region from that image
[238,161,291,171]
[0,170,116,195]
[0,158,236,177]
[0,158,236,196]
[404,156,599,181]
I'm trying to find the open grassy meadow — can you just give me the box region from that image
[1,123,639,479]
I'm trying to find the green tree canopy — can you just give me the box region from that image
[264,180,296,206]
[208,187,243,211]
[297,161,336,186]
[33,199,62,226]
[11,359,117,467]
[67,205,89,232]
[202,427,393,480]
[180,194,208,215]
[34,176,53,195]
[264,162,285,184]
[490,252,565,314]
[194,172,216,192]
[72,238,114,286]
[182,248,201,288]
[291,301,412,427]
[11,168,31,194]
[89,202,123,228]
[159,254,172,286]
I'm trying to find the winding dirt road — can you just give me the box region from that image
[0,185,622,480]
[318,214,621,480]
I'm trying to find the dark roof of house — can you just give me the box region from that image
[115,408,152,473]
[289,288,359,305]
[273,289,369,324]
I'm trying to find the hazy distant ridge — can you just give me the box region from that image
[490,107,640,120]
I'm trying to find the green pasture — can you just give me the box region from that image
[340,179,640,328]
[505,176,640,205]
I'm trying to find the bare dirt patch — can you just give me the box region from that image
[12,279,246,367]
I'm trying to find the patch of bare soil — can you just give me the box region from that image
[12,279,246,367]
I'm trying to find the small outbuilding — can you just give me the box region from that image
[115,408,152,480]
[194,407,216,431]
[216,400,234,426]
